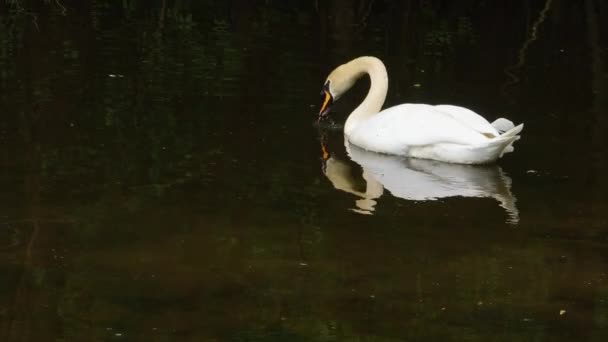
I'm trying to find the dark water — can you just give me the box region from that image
[1,1,608,341]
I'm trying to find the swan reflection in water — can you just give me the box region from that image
[320,133,519,223]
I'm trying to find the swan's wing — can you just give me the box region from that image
[491,118,515,133]
[434,105,499,137]
[349,104,489,155]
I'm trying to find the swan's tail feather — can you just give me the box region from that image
[500,123,524,138]
[492,118,515,133]
[497,123,523,157]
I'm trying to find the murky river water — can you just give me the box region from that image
[1,1,607,341]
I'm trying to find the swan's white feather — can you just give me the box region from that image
[491,117,516,133]
[434,105,499,137]
[347,104,522,164]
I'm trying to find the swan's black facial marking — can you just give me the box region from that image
[323,80,330,92]
[318,80,333,121]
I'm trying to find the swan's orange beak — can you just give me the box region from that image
[318,89,333,121]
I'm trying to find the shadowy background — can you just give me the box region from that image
[1,1,607,341]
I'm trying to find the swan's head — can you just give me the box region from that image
[318,63,358,120]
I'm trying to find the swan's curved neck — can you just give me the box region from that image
[343,57,388,136]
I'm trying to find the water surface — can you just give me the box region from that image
[1,1,608,341]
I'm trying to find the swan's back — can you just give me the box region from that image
[349,104,489,154]
[348,103,522,164]
[434,105,499,136]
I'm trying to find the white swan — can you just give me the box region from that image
[318,56,523,164]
